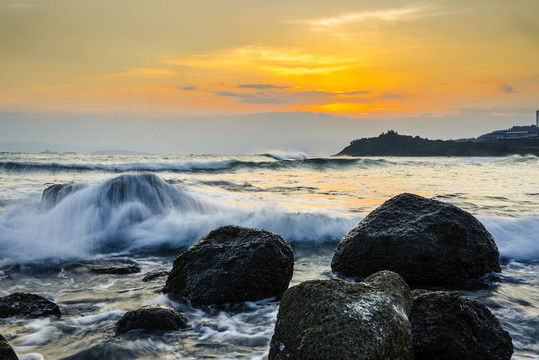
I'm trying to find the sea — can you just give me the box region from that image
[0,152,537,359]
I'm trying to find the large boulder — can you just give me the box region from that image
[115,305,188,335]
[163,225,294,306]
[0,292,61,319]
[411,290,513,360]
[331,193,500,284]
[269,271,413,360]
[0,334,18,360]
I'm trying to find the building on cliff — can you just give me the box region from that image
[475,110,539,145]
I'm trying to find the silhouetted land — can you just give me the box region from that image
[336,131,539,157]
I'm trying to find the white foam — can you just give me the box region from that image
[0,174,359,264]
[481,216,539,261]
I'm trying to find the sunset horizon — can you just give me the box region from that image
[1,0,538,154]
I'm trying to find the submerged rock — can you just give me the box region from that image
[0,334,18,360]
[90,265,141,275]
[142,270,170,282]
[0,292,61,319]
[269,271,413,360]
[115,305,187,335]
[331,193,500,284]
[41,183,83,208]
[163,225,294,306]
[411,290,513,360]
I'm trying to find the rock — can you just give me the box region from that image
[90,265,141,275]
[0,334,18,360]
[0,292,61,319]
[41,183,83,208]
[269,271,413,360]
[115,305,187,335]
[142,270,169,282]
[411,290,513,360]
[331,193,500,284]
[163,225,294,306]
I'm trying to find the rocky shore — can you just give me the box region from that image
[0,185,514,358]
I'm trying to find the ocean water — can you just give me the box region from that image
[0,152,537,359]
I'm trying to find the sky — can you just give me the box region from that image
[1,0,538,154]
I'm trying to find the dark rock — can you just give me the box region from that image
[142,270,170,282]
[90,265,141,275]
[269,271,413,360]
[0,334,18,360]
[115,305,187,335]
[0,292,61,318]
[331,193,501,284]
[411,290,513,360]
[41,183,83,208]
[163,225,294,306]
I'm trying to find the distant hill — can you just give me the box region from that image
[336,131,539,157]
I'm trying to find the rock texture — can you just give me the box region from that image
[163,225,294,306]
[0,292,61,318]
[115,305,187,335]
[269,271,413,360]
[0,334,18,360]
[411,290,513,360]
[331,193,500,284]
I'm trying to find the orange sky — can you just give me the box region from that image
[0,0,538,153]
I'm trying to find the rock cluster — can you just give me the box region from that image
[332,193,501,284]
[164,225,294,306]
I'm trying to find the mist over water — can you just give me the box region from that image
[0,153,538,359]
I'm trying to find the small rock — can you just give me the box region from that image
[269,271,413,360]
[163,225,294,306]
[90,265,141,275]
[142,270,170,282]
[0,292,61,319]
[115,305,187,335]
[411,290,513,360]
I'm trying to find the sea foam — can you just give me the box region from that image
[0,173,358,264]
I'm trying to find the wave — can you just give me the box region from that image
[0,173,359,264]
[262,152,310,161]
[0,157,393,174]
[480,216,539,262]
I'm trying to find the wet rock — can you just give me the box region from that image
[115,305,187,335]
[411,290,513,360]
[41,183,83,208]
[269,271,413,360]
[164,225,294,306]
[0,334,18,360]
[331,193,501,284]
[90,265,141,275]
[0,292,61,318]
[142,270,169,282]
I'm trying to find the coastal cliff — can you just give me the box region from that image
[336,131,539,156]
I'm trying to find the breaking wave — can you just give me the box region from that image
[0,173,359,264]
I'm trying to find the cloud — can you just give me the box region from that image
[0,0,32,13]
[498,83,516,94]
[379,93,407,99]
[295,5,430,30]
[206,89,372,106]
[237,84,291,90]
